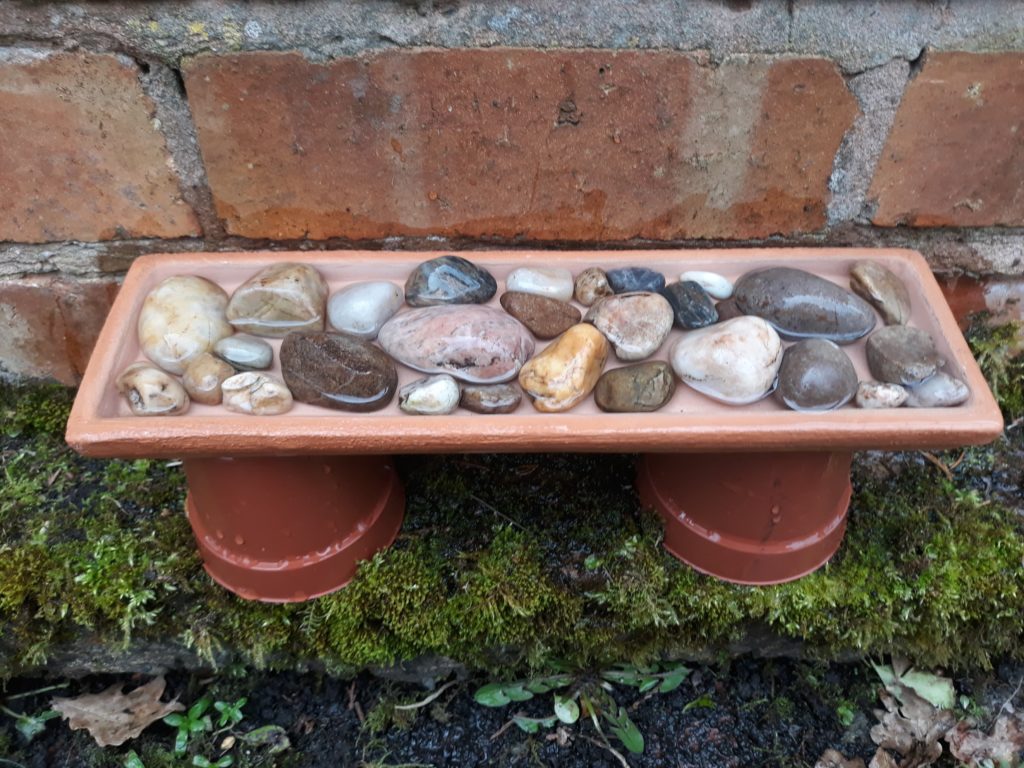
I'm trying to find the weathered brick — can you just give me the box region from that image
[0,52,200,243]
[0,278,119,384]
[869,52,1024,228]
[184,51,856,241]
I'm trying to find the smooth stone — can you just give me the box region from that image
[327,281,403,340]
[213,335,273,371]
[404,255,497,307]
[398,374,461,415]
[585,292,674,361]
[378,305,534,384]
[856,381,908,409]
[518,324,609,412]
[226,262,329,337]
[734,267,876,344]
[776,339,858,412]
[606,267,666,294]
[505,266,574,302]
[715,297,743,321]
[221,372,294,415]
[499,291,581,340]
[280,331,398,412]
[594,361,676,413]
[138,275,232,375]
[182,353,235,406]
[459,383,522,414]
[866,326,943,386]
[905,372,969,408]
[116,363,189,416]
[659,281,719,330]
[574,267,614,306]
[850,261,911,325]
[679,271,734,300]
[670,317,783,405]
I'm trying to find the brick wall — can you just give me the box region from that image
[1,1,1022,383]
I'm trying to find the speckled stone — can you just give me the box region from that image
[776,339,858,412]
[399,374,461,415]
[327,281,404,340]
[505,266,574,301]
[280,331,398,412]
[116,362,189,416]
[519,324,609,412]
[856,381,908,409]
[226,262,329,337]
[866,326,943,386]
[606,267,666,294]
[213,335,273,371]
[574,267,614,307]
[850,261,912,325]
[585,292,674,361]
[138,275,233,375]
[404,255,497,307]
[499,291,581,339]
[734,267,876,344]
[182,352,235,406]
[905,372,970,408]
[679,271,734,300]
[659,281,719,330]
[594,361,676,413]
[459,383,523,414]
[221,372,294,415]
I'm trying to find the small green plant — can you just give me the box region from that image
[123,751,146,768]
[0,703,60,743]
[164,697,213,755]
[213,697,246,729]
[191,756,233,768]
[836,700,857,727]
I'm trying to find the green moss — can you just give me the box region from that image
[968,315,1024,421]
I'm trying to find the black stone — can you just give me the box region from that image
[280,331,398,412]
[404,255,497,307]
[606,267,666,294]
[659,281,719,329]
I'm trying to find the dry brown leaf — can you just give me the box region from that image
[947,711,1024,766]
[815,748,867,768]
[869,685,955,768]
[868,749,899,768]
[51,676,184,747]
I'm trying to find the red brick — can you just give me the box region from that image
[184,51,856,241]
[0,278,119,384]
[0,53,200,243]
[870,52,1024,227]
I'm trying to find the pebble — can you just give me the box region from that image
[518,324,609,412]
[221,372,294,415]
[138,275,233,374]
[866,326,943,386]
[378,305,535,384]
[213,335,273,371]
[776,339,858,412]
[594,361,676,413]
[659,281,719,330]
[327,281,403,340]
[715,297,744,322]
[505,266,574,301]
[606,267,666,294]
[670,316,783,405]
[850,260,911,325]
[226,262,329,337]
[905,372,970,408]
[404,255,497,306]
[116,362,190,416]
[398,374,462,415]
[459,383,523,414]
[574,267,614,306]
[856,381,908,409]
[182,353,235,406]
[734,267,876,344]
[499,291,581,339]
[280,331,398,412]
[585,292,674,361]
[679,271,734,300]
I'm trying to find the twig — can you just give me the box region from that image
[0,759,27,768]
[919,451,954,481]
[393,681,457,711]
[346,681,365,724]
[469,495,525,530]
[489,716,519,742]
[997,675,1024,719]
[1007,416,1023,431]
[582,734,631,768]
[947,451,967,471]
[581,692,632,768]
[354,701,365,724]
[4,683,69,701]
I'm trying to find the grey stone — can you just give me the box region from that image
[776,339,858,412]
[606,267,666,294]
[405,255,497,307]
[459,383,522,414]
[328,281,404,340]
[214,334,273,371]
[866,326,943,386]
[905,372,970,408]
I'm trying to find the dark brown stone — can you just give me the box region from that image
[866,326,943,387]
[776,339,857,412]
[459,383,523,414]
[280,331,397,412]
[499,291,581,340]
[594,361,676,412]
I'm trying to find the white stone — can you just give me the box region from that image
[222,372,294,415]
[506,267,574,302]
[905,372,970,408]
[398,374,461,415]
[670,316,783,405]
[138,275,233,374]
[116,362,190,416]
[679,270,734,300]
[328,281,404,339]
[855,381,907,409]
[584,292,674,361]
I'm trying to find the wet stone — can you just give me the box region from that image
[398,374,461,415]
[116,362,189,416]
[505,266,574,302]
[715,297,744,322]
[594,361,676,413]
[404,255,497,307]
[585,292,674,361]
[679,270,734,300]
[519,324,609,412]
[905,372,969,408]
[182,352,235,406]
[459,383,522,414]
[221,372,294,415]
[856,381,908,409]
[379,305,534,384]
[659,281,719,330]
[866,325,943,386]
[280,331,398,412]
[776,339,858,412]
[226,262,329,337]
[850,260,911,325]
[213,335,273,371]
[327,281,404,340]
[138,275,233,375]
[734,267,876,344]
[573,267,614,306]
[499,291,581,340]
[606,266,666,294]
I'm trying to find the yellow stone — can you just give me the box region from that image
[518,324,609,412]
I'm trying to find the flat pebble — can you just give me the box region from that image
[499,291,581,339]
[519,324,609,412]
[138,275,232,374]
[505,266,574,301]
[226,262,328,337]
[850,260,911,325]
[776,339,858,412]
[405,255,497,306]
[660,281,718,330]
[905,372,970,408]
[182,353,235,405]
[574,267,614,306]
[866,326,942,386]
[679,271,734,300]
[327,281,403,339]
[398,374,461,415]
[213,335,273,371]
[585,292,674,361]
[117,362,190,416]
[594,361,676,413]
[856,381,908,409]
[222,372,294,415]
[606,267,666,294]
[459,383,522,414]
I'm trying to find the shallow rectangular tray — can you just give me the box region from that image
[66,248,1004,457]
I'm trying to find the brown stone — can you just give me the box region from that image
[870,52,1024,227]
[0,52,199,243]
[184,51,856,241]
[499,291,581,340]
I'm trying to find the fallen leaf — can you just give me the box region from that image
[872,659,956,710]
[51,676,184,747]
[868,749,899,768]
[870,685,955,768]
[815,748,866,768]
[947,711,1024,766]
